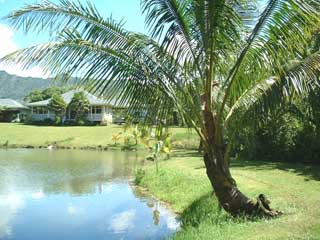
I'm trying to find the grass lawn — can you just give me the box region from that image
[0,123,199,149]
[136,150,320,240]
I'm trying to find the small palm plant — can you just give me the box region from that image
[132,125,140,146]
[111,132,122,146]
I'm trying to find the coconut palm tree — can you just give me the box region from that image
[1,0,320,216]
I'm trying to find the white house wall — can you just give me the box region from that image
[30,105,113,123]
[87,105,113,123]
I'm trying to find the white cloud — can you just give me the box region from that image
[31,190,45,200]
[0,24,49,78]
[67,205,77,215]
[0,24,16,56]
[155,204,180,231]
[109,209,136,234]
[0,193,25,238]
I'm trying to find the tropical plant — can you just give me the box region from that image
[111,132,122,145]
[68,91,90,123]
[132,125,140,146]
[162,134,172,159]
[48,94,67,123]
[2,0,320,217]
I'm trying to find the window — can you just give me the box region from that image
[33,106,47,114]
[92,106,102,114]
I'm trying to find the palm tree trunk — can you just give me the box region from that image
[203,110,280,217]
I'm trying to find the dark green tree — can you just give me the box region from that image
[24,90,45,103]
[48,94,67,122]
[42,87,66,100]
[68,92,90,123]
[2,0,320,217]
[24,86,69,103]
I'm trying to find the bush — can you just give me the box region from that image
[54,116,62,125]
[42,118,53,126]
[24,117,55,126]
[294,124,320,164]
[77,119,86,126]
[233,110,320,164]
[134,168,146,185]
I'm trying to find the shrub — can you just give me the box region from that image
[134,168,146,185]
[54,116,62,125]
[44,118,55,126]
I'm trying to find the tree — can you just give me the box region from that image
[42,87,66,100]
[24,86,69,103]
[68,91,90,123]
[24,90,44,103]
[2,0,320,217]
[48,94,67,119]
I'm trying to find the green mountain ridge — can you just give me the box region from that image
[0,71,71,101]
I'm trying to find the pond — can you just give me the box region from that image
[0,149,180,240]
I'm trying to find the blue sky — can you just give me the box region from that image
[0,0,267,78]
[0,0,146,47]
[0,0,145,77]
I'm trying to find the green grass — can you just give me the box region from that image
[0,123,199,149]
[136,150,320,240]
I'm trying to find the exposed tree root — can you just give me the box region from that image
[253,194,283,218]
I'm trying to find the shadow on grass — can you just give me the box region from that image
[171,149,320,181]
[172,150,202,158]
[179,192,227,228]
[179,192,268,229]
[231,159,320,182]
[171,152,320,182]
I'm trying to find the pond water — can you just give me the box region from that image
[0,149,180,240]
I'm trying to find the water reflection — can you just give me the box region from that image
[0,193,25,239]
[0,149,179,240]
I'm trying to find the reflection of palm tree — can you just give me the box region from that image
[153,210,160,226]
[153,202,160,226]
[3,0,320,217]
[132,187,161,226]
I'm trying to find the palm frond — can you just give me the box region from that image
[227,50,320,125]
[219,0,320,121]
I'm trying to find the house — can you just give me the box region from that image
[27,90,114,124]
[0,99,28,122]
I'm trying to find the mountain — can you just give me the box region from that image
[0,71,71,100]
